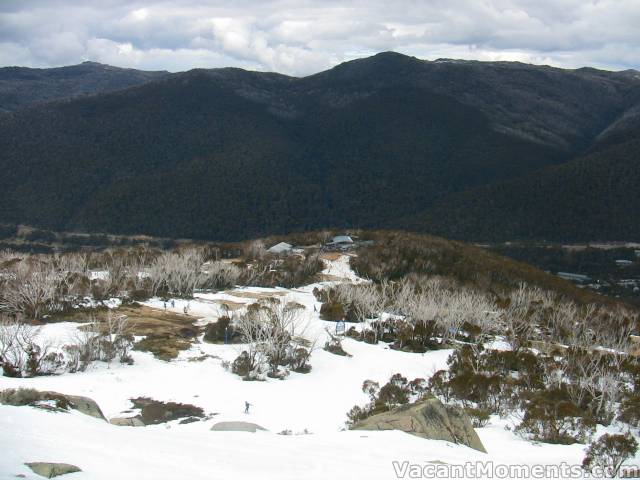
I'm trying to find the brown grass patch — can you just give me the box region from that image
[216,299,246,310]
[318,274,346,282]
[117,304,201,361]
[320,252,343,261]
[225,290,287,299]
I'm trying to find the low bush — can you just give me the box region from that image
[0,387,42,406]
[582,433,638,478]
[231,351,253,378]
[0,388,71,410]
[319,301,345,322]
[203,316,237,344]
[515,388,595,444]
[324,335,350,357]
[346,373,429,426]
[618,395,640,428]
[464,407,491,428]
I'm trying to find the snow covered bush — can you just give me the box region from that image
[582,433,638,478]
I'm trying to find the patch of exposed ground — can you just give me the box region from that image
[118,304,201,361]
[194,296,246,311]
[224,290,287,299]
[216,300,246,310]
[130,397,207,425]
[318,274,345,282]
[320,252,343,261]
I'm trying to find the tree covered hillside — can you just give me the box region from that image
[0,52,639,242]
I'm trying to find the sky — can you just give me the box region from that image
[1,0,639,76]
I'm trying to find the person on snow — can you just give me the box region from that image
[244,401,251,414]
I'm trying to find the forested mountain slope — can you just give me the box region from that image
[0,61,167,113]
[0,52,638,241]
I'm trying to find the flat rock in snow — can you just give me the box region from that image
[25,462,81,478]
[210,421,267,432]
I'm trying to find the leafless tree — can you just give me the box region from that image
[65,313,133,371]
[149,248,205,297]
[500,284,539,352]
[234,300,313,376]
[199,261,242,290]
[0,315,55,377]
[234,309,268,375]
[244,240,267,261]
[66,319,102,372]
[102,312,132,364]
[0,259,59,320]
[333,282,387,339]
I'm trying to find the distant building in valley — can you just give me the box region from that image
[616,259,634,267]
[267,242,293,254]
[324,235,355,251]
[557,272,591,283]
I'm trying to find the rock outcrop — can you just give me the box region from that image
[25,462,81,478]
[352,398,486,453]
[61,394,106,421]
[110,416,145,427]
[211,421,267,433]
[0,388,105,421]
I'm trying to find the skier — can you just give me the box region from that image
[171,300,175,308]
[244,401,251,414]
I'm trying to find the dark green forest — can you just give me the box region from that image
[0,52,638,242]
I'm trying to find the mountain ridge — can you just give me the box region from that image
[0,52,639,242]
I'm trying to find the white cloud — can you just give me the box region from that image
[0,0,639,75]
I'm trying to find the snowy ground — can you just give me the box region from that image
[1,255,638,479]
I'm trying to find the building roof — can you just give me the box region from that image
[331,235,353,244]
[557,272,591,282]
[267,242,293,253]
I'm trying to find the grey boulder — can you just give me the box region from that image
[110,416,145,427]
[25,462,81,478]
[352,398,487,453]
[211,421,267,432]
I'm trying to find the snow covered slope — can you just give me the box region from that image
[0,255,636,479]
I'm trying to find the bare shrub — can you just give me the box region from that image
[0,259,60,320]
[244,240,267,261]
[199,261,241,290]
[233,300,314,378]
[0,316,57,377]
[149,248,205,297]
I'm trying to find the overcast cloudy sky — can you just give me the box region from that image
[1,0,639,75]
